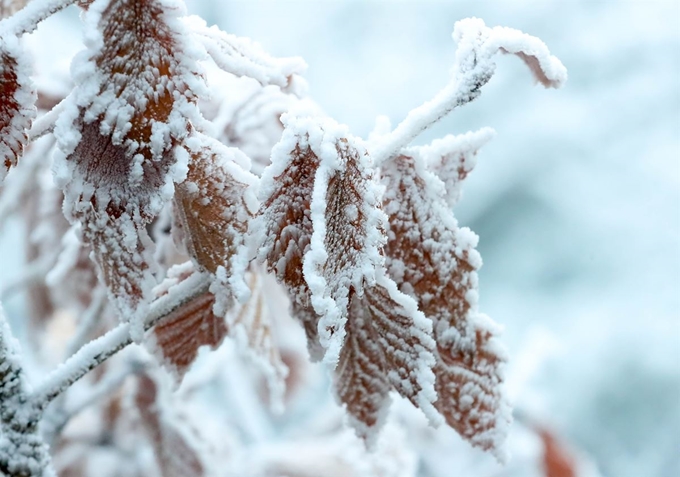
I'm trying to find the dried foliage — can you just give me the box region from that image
[0,4,568,475]
[0,33,35,181]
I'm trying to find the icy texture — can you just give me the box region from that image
[174,132,258,316]
[253,114,324,361]
[0,305,51,476]
[382,151,510,459]
[148,262,228,384]
[187,15,307,90]
[0,32,36,182]
[52,0,205,341]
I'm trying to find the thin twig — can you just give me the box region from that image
[42,358,146,444]
[0,0,77,37]
[29,96,68,142]
[31,271,211,410]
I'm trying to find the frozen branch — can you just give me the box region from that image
[371,17,566,165]
[0,0,77,36]
[32,271,211,410]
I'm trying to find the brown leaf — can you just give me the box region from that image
[256,132,320,359]
[382,153,509,456]
[149,263,227,382]
[54,0,203,335]
[174,134,257,313]
[0,35,35,182]
[538,428,578,477]
[335,290,391,442]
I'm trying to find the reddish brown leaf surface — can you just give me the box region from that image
[382,153,508,455]
[539,428,578,477]
[174,135,256,312]
[56,0,202,330]
[150,264,227,382]
[0,37,35,182]
[257,142,320,359]
[335,291,390,440]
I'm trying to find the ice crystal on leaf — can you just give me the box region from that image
[382,151,509,458]
[174,132,258,316]
[0,32,35,182]
[53,0,205,340]
[148,262,228,383]
[0,4,568,473]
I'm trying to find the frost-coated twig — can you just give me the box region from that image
[0,0,77,36]
[32,272,211,409]
[28,97,67,142]
[372,18,566,165]
[42,358,146,444]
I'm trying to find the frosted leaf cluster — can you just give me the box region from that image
[0,2,567,474]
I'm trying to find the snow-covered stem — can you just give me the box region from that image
[28,98,67,142]
[42,358,146,444]
[32,272,211,409]
[0,0,76,36]
[372,18,566,165]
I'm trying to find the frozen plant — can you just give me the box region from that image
[0,0,566,476]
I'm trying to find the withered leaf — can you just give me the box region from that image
[0,34,35,182]
[149,262,227,382]
[174,133,257,314]
[54,0,203,337]
[382,153,509,456]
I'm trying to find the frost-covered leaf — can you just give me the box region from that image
[188,15,306,90]
[414,127,495,208]
[0,33,36,183]
[302,121,387,364]
[382,153,509,457]
[254,116,321,360]
[53,0,205,340]
[148,262,227,383]
[135,373,206,477]
[174,133,258,315]
[359,273,440,426]
[335,291,391,443]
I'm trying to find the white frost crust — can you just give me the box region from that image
[51,0,208,340]
[186,15,307,91]
[375,269,442,427]
[0,32,37,183]
[371,17,566,165]
[409,127,495,208]
[280,114,386,365]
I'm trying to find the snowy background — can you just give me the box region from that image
[1,1,678,476]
